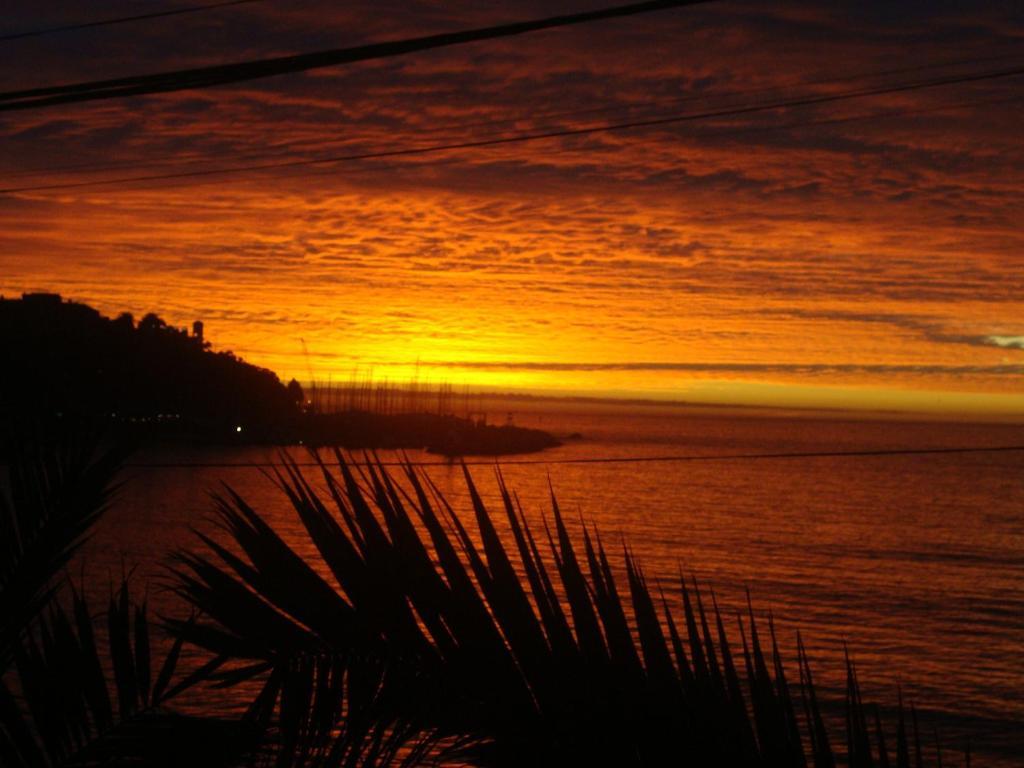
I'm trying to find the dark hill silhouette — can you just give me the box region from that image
[0,293,558,454]
[1,293,299,441]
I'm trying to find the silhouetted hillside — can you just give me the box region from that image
[0,293,299,440]
[0,293,558,454]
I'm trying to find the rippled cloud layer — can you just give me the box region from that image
[1,1,1022,415]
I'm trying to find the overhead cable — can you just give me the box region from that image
[4,63,1021,194]
[0,1,713,111]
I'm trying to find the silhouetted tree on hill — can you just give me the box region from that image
[286,377,305,407]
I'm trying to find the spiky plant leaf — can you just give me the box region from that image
[169,452,950,768]
[0,579,253,768]
[0,431,124,669]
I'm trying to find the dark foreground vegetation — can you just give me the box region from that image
[0,294,556,456]
[0,432,970,767]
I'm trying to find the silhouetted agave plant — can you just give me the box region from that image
[166,451,954,767]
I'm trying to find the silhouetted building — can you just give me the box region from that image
[192,320,204,345]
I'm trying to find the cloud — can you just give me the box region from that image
[364,360,1024,377]
[1,1,1023,402]
[987,335,1024,349]
[757,308,1024,353]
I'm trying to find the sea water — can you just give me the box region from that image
[79,403,1024,765]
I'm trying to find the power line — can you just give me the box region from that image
[6,49,1021,183]
[4,63,1022,195]
[377,49,1024,142]
[0,1,713,112]
[122,444,1024,469]
[5,90,1016,193]
[0,1,265,42]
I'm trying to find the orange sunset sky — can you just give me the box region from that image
[2,1,1023,418]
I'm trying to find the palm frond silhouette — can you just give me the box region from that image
[0,434,253,768]
[169,451,938,767]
